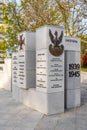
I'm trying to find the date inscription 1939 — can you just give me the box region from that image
[69,64,80,77]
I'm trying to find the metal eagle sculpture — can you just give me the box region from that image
[49,29,64,56]
[18,34,25,50]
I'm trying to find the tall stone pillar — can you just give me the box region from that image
[65,36,80,109]
[36,26,65,114]
[18,32,36,89]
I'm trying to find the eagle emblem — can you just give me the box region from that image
[18,34,25,50]
[49,29,64,56]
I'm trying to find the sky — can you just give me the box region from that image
[16,0,20,4]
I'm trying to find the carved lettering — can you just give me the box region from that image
[69,63,80,77]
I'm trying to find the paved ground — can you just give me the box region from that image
[35,85,87,130]
[0,89,43,130]
[0,85,87,130]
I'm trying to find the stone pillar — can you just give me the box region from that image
[64,36,80,109]
[18,32,36,89]
[36,25,64,114]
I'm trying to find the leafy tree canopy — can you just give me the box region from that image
[1,0,87,56]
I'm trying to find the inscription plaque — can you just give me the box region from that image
[36,50,47,89]
[18,51,26,88]
[48,56,64,89]
[12,53,18,85]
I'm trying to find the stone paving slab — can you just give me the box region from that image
[0,89,43,130]
[0,86,87,130]
[35,86,87,130]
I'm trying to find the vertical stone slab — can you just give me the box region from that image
[18,32,36,89]
[65,36,80,109]
[36,26,64,114]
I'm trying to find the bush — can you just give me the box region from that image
[81,54,87,68]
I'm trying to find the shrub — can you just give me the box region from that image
[81,54,87,68]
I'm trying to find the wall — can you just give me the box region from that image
[81,71,87,87]
[0,58,11,91]
[0,63,5,88]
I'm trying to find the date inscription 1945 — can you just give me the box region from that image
[69,63,80,77]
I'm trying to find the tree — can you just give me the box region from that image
[3,0,87,56]
[3,0,69,55]
[0,2,6,58]
[20,0,87,37]
[55,0,87,36]
[81,54,87,68]
[79,34,87,56]
[3,1,28,55]
[20,0,65,31]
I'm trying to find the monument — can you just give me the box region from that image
[12,25,81,115]
[64,36,80,109]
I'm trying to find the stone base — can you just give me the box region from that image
[12,86,64,115]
